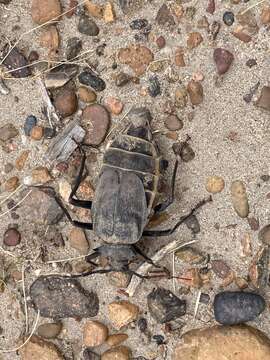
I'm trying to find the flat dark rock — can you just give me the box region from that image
[3,46,31,78]
[78,71,106,92]
[214,291,265,325]
[147,287,186,323]
[30,276,99,319]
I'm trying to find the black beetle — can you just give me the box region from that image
[44,107,209,278]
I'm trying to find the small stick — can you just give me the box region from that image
[194,290,201,319]
[21,265,28,335]
[126,239,197,297]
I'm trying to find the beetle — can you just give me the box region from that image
[44,107,209,278]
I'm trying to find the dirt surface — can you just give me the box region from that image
[0,0,270,359]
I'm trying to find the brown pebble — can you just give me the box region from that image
[82,104,110,145]
[164,115,183,131]
[258,224,270,245]
[175,48,185,67]
[78,87,97,103]
[206,0,215,14]
[28,50,39,63]
[83,321,108,347]
[235,277,248,290]
[31,167,52,184]
[109,272,131,288]
[175,87,188,108]
[15,150,30,170]
[232,27,252,43]
[104,2,116,23]
[106,334,128,347]
[108,301,139,330]
[256,86,270,111]
[211,259,232,279]
[69,228,89,254]
[20,335,63,360]
[4,176,19,192]
[261,5,270,24]
[31,0,62,25]
[39,26,59,51]
[30,126,44,140]
[105,97,124,115]
[37,322,63,339]
[187,32,203,49]
[118,45,154,76]
[206,176,225,193]
[247,217,260,231]
[187,80,203,105]
[85,0,103,18]
[156,35,166,49]
[213,48,234,75]
[54,89,78,117]
[230,180,249,218]
[101,346,131,360]
[3,228,21,247]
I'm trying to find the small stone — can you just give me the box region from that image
[187,32,203,49]
[37,322,63,339]
[104,2,115,23]
[213,48,234,75]
[79,71,106,92]
[20,335,63,360]
[115,72,131,87]
[147,287,186,323]
[237,10,258,34]
[54,89,78,117]
[4,163,14,174]
[206,0,215,14]
[241,233,252,257]
[3,228,21,247]
[85,0,103,18]
[148,76,161,97]
[30,125,44,140]
[24,115,37,136]
[66,37,82,60]
[247,217,259,231]
[175,247,206,265]
[101,346,131,360]
[108,301,139,330]
[178,142,195,162]
[83,349,101,360]
[118,45,154,76]
[31,167,52,184]
[256,86,270,111]
[249,246,270,288]
[209,21,221,41]
[175,87,188,108]
[69,228,89,254]
[261,174,270,182]
[246,58,257,68]
[258,224,270,245]
[28,50,39,62]
[0,123,18,142]
[192,71,204,82]
[156,4,175,27]
[137,318,147,333]
[109,272,131,288]
[73,260,93,274]
[230,180,249,218]
[3,46,31,78]
[31,0,62,24]
[174,49,185,67]
[261,6,270,24]
[30,276,99,318]
[211,260,232,279]
[4,176,19,192]
[214,291,265,325]
[83,321,108,347]
[156,35,166,49]
[15,150,30,170]
[78,15,100,36]
[223,11,234,26]
[164,115,183,131]
[178,268,203,289]
[105,97,123,115]
[130,18,148,30]
[184,215,201,234]
[199,293,210,304]
[197,16,210,30]
[78,87,97,103]
[232,27,252,43]
[187,80,203,105]
[39,26,59,51]
[206,176,225,193]
[185,6,196,20]
[107,334,128,347]
[82,104,110,145]
[235,277,248,290]
[44,127,56,139]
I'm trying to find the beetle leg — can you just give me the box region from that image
[154,157,179,214]
[132,245,166,270]
[143,197,212,237]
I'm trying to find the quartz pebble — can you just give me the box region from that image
[230,180,249,218]
[206,176,225,193]
[187,80,203,105]
[83,321,108,347]
[108,301,139,330]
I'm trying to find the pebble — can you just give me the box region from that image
[249,247,270,288]
[214,291,265,325]
[206,176,225,193]
[232,27,252,43]
[0,123,18,142]
[156,35,166,49]
[213,48,234,75]
[109,271,131,288]
[37,322,63,339]
[66,37,82,60]
[30,125,44,140]
[104,2,116,23]
[107,334,128,347]
[247,217,259,231]
[256,86,270,111]
[79,71,106,92]
[31,166,53,184]
[115,72,131,87]
[73,260,93,274]
[153,335,165,345]
[223,11,234,26]
[178,142,195,162]
[85,1,103,18]
[3,228,21,247]
[78,87,97,103]
[187,80,203,105]
[261,5,270,24]
[211,259,232,279]
[206,0,215,14]
[4,163,14,174]
[164,115,183,131]
[105,97,124,115]
[44,127,56,139]
[28,50,39,63]
[258,224,270,245]
[260,174,270,182]
[83,321,108,347]
[156,4,175,27]
[173,325,270,359]
[108,301,139,330]
[130,19,148,30]
[147,287,186,323]
[230,180,249,218]
[24,115,37,136]
[69,227,89,254]
[187,32,203,49]
[118,45,154,76]
[31,0,61,24]
[4,176,19,192]
[39,26,59,51]
[3,46,31,78]
[175,247,206,265]
[199,293,210,304]
[246,58,257,68]
[83,349,101,360]
[102,346,131,360]
[148,76,161,97]
[54,89,78,117]
[137,318,147,333]
[82,104,110,145]
[78,15,100,36]
[15,150,30,170]
[20,335,63,360]
[30,276,99,318]
[175,87,188,108]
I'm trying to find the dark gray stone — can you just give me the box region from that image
[78,15,99,36]
[78,71,106,92]
[66,37,82,60]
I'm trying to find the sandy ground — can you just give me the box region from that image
[0,0,270,359]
